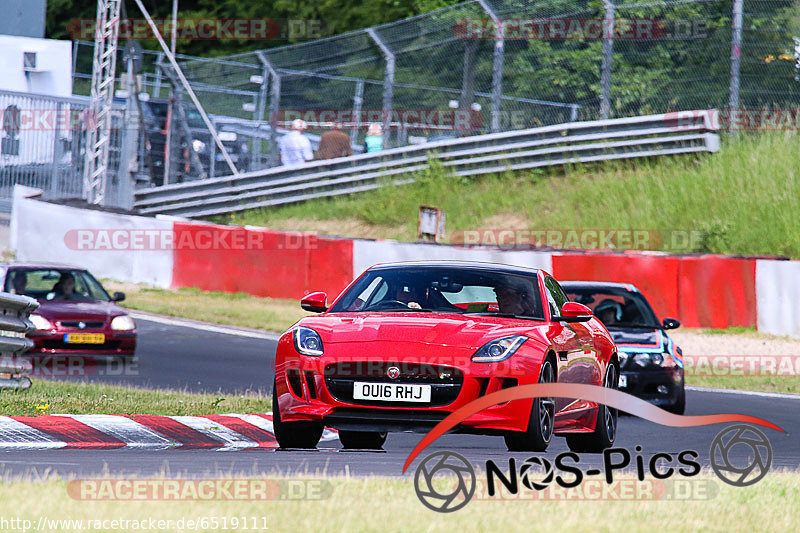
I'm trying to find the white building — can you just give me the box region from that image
[0,35,73,165]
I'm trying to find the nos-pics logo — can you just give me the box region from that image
[413,424,773,512]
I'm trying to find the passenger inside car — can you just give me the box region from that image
[51,273,77,300]
[10,271,26,295]
[594,299,624,326]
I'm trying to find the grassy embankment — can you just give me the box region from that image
[212,132,800,258]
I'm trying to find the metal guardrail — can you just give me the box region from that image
[134,111,720,218]
[0,292,39,390]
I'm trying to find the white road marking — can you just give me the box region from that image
[171,416,260,451]
[129,312,281,340]
[0,416,66,450]
[62,414,177,449]
[687,386,800,400]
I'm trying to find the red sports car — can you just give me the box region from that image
[273,261,618,452]
[1,264,137,360]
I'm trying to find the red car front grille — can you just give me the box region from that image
[323,362,463,408]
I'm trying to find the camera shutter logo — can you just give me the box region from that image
[414,451,476,512]
[520,457,555,491]
[710,424,772,487]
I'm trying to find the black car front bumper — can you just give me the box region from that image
[619,365,684,407]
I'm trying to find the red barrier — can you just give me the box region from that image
[170,223,757,329]
[171,223,353,300]
[552,252,757,328]
[678,256,756,329]
[552,253,682,321]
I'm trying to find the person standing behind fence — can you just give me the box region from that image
[364,123,383,153]
[279,119,313,166]
[316,122,353,160]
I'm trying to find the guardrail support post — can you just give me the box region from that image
[729,0,744,132]
[351,80,365,146]
[477,0,504,133]
[256,51,281,167]
[459,41,478,112]
[253,64,270,165]
[49,102,64,199]
[600,0,614,120]
[367,28,395,148]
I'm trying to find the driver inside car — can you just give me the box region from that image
[395,283,427,309]
[493,278,536,316]
[594,299,624,326]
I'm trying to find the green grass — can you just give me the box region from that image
[0,380,271,416]
[0,473,798,532]
[105,282,309,333]
[214,132,800,258]
[686,374,800,394]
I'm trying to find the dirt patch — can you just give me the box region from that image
[249,217,406,240]
[671,329,800,356]
[480,213,532,230]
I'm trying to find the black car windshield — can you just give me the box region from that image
[562,285,661,328]
[4,269,111,302]
[329,266,545,319]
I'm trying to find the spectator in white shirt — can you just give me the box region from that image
[279,119,313,166]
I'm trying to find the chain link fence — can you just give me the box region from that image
[53,0,800,189]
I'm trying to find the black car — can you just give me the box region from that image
[560,281,685,414]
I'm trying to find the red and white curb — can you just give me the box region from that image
[0,413,338,450]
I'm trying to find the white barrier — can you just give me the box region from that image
[9,187,800,338]
[756,260,800,338]
[10,187,174,287]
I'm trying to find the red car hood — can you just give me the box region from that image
[33,300,128,322]
[298,312,551,350]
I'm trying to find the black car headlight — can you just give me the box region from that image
[632,352,666,367]
[472,335,527,363]
[293,326,323,356]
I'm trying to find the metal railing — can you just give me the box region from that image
[134,110,720,218]
[0,292,39,390]
[0,89,126,211]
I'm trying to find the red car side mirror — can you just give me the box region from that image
[555,302,593,323]
[301,291,328,313]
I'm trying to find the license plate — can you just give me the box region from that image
[618,374,628,388]
[353,382,431,403]
[64,333,105,344]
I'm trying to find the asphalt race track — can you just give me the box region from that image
[3,317,797,478]
[27,316,279,394]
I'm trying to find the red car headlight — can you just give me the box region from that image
[472,335,527,363]
[293,326,323,356]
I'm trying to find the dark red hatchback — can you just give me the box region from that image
[1,264,136,360]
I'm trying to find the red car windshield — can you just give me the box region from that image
[329,267,545,319]
[5,269,112,302]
